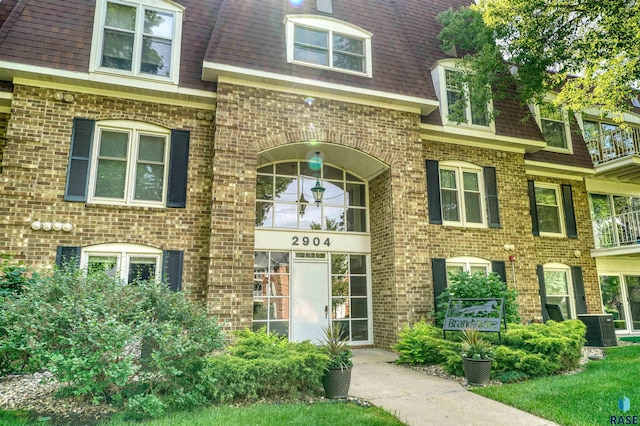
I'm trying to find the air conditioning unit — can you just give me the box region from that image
[578,314,618,347]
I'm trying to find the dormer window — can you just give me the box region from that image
[432,62,493,130]
[90,0,184,84]
[284,15,373,77]
[533,101,572,153]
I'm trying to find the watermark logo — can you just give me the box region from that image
[611,396,638,425]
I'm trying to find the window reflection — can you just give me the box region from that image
[255,160,368,232]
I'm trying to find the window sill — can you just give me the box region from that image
[538,232,567,238]
[85,202,169,212]
[542,146,573,155]
[89,69,179,88]
[289,60,371,78]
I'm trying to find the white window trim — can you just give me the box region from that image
[534,182,566,238]
[439,161,486,228]
[532,96,573,154]
[431,60,495,132]
[446,256,491,285]
[81,243,162,283]
[543,263,576,319]
[87,120,171,208]
[284,15,373,78]
[89,0,184,85]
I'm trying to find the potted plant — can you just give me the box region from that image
[460,326,494,386]
[320,323,353,399]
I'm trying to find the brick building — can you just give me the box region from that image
[1,0,639,348]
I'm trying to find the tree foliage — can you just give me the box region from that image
[438,0,640,121]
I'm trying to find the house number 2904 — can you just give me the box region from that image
[292,236,331,247]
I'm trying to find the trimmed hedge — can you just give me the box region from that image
[395,319,586,381]
[201,329,328,403]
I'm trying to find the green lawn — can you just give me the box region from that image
[474,345,640,426]
[0,402,406,426]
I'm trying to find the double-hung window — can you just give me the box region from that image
[91,0,183,83]
[444,69,490,127]
[91,123,169,206]
[65,118,191,209]
[534,102,572,152]
[533,184,563,235]
[439,164,484,227]
[284,16,373,77]
[528,180,577,238]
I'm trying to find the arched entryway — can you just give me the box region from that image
[253,142,388,345]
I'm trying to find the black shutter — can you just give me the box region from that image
[162,250,184,292]
[56,246,81,268]
[64,118,95,202]
[432,258,447,312]
[484,167,501,228]
[166,130,190,208]
[426,160,442,224]
[491,261,507,285]
[562,184,578,239]
[528,180,540,236]
[572,266,587,314]
[537,265,548,321]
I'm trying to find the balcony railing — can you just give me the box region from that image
[585,127,640,165]
[592,210,640,249]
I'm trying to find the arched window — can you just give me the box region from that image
[256,160,367,232]
[90,0,184,84]
[446,256,491,284]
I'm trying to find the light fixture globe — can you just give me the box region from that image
[310,179,325,206]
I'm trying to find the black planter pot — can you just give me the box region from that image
[322,367,352,399]
[462,357,492,386]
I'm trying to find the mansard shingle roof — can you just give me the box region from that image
[204,0,438,99]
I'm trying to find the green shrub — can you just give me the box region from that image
[0,254,42,375]
[0,253,40,299]
[1,263,224,417]
[503,320,585,372]
[394,320,461,365]
[395,319,586,382]
[201,329,328,403]
[435,271,520,326]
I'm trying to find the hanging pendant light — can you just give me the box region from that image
[311,179,325,206]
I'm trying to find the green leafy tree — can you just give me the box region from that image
[438,1,640,122]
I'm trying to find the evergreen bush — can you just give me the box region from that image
[201,329,328,403]
[394,319,586,381]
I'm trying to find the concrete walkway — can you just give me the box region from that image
[350,349,558,426]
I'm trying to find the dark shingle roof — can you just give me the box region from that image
[204,0,435,99]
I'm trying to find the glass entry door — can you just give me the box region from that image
[626,276,640,332]
[291,255,330,343]
[600,275,640,333]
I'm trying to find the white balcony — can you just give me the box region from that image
[592,210,640,249]
[585,127,640,183]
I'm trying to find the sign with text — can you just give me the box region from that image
[443,298,506,333]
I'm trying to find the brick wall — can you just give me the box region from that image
[212,83,428,347]
[0,84,215,301]
[422,140,599,321]
[0,81,602,348]
[0,112,8,173]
